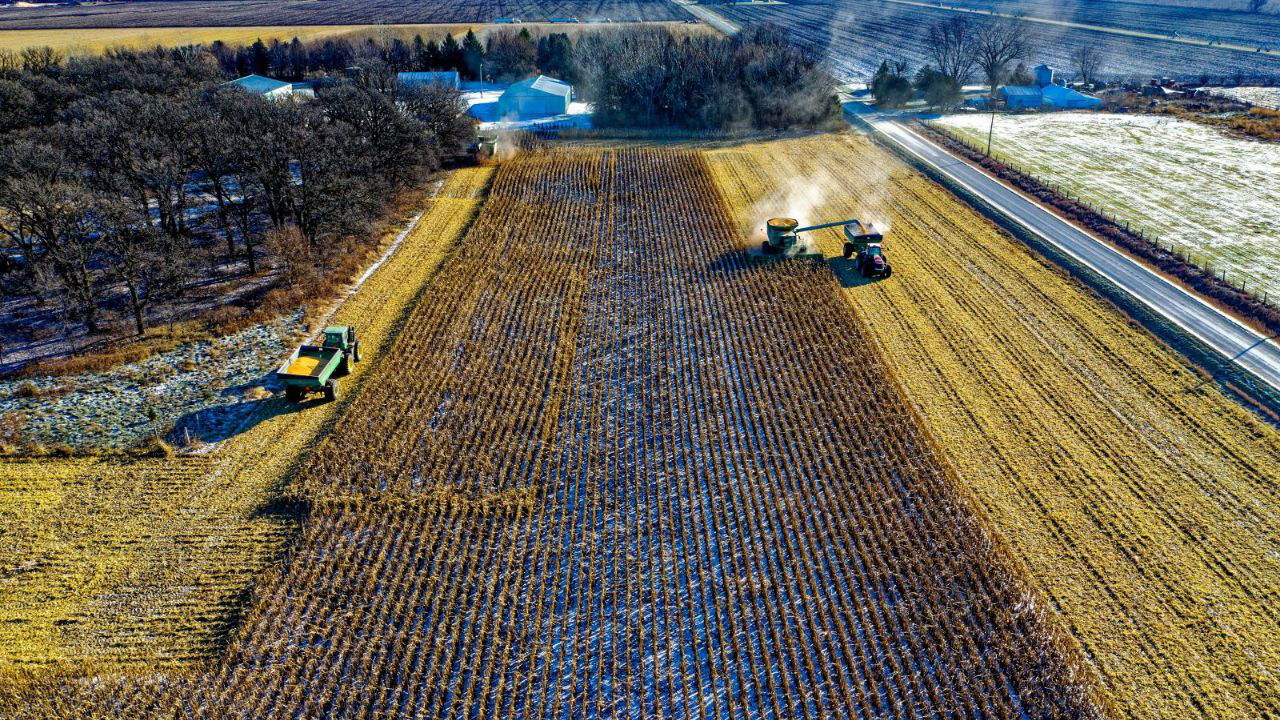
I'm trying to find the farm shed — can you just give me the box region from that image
[225,74,313,101]
[1041,83,1103,109]
[998,63,1102,111]
[397,71,462,90]
[497,75,573,118]
[1000,86,1044,110]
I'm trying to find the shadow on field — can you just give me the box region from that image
[168,390,319,447]
[827,257,884,288]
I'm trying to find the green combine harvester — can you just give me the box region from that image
[276,325,361,402]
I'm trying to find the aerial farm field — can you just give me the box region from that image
[0,147,1111,719]
[707,132,1280,720]
[0,25,361,54]
[0,21,700,54]
[926,0,1280,50]
[714,0,1280,81]
[0,0,689,29]
[0,166,491,670]
[933,112,1280,300]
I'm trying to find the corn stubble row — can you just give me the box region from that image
[3,150,1105,718]
[706,134,1280,720]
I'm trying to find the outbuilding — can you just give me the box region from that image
[397,71,462,90]
[497,75,573,119]
[225,74,314,101]
[999,85,1044,111]
[997,63,1102,111]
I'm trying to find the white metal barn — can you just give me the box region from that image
[497,75,572,119]
[225,74,314,101]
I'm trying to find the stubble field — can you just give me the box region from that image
[0,166,491,670]
[706,132,1280,720]
[0,0,689,30]
[714,0,1280,81]
[0,146,1108,719]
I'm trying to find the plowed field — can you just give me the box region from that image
[706,132,1280,720]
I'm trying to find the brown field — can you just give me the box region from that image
[0,146,1107,719]
[6,130,1280,719]
[707,132,1280,720]
[0,21,708,54]
[0,167,491,670]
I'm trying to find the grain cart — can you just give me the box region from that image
[276,325,361,402]
[840,221,892,278]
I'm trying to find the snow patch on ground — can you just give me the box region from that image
[936,111,1280,299]
[0,310,306,450]
[1210,86,1280,109]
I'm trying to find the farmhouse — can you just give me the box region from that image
[497,75,573,119]
[225,74,315,101]
[397,71,462,90]
[998,64,1102,111]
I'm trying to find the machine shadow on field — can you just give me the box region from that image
[828,257,883,288]
[169,389,315,447]
[701,250,882,290]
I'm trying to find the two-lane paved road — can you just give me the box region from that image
[850,105,1280,395]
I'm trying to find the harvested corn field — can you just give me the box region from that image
[1,147,1108,719]
[0,166,490,670]
[707,133,1280,720]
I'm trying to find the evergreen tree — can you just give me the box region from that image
[250,38,270,75]
[425,39,442,70]
[441,33,463,73]
[412,34,428,71]
[462,29,485,81]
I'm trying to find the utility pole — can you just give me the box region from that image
[986,107,996,156]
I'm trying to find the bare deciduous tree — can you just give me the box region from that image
[928,16,977,83]
[973,20,1031,97]
[1072,45,1103,84]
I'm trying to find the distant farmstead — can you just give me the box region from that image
[498,75,573,119]
[397,71,462,90]
[225,74,314,101]
[997,64,1102,111]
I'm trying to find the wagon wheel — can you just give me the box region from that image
[325,380,339,402]
[353,341,361,363]
[843,242,854,259]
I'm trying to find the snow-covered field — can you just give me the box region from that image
[935,112,1280,299]
[1210,86,1280,109]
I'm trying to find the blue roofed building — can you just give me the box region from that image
[998,64,1102,111]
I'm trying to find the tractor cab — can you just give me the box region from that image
[321,326,355,351]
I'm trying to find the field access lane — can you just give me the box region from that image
[850,106,1280,395]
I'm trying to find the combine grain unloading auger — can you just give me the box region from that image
[762,217,892,277]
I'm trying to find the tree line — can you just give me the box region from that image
[203,28,575,86]
[576,25,838,131]
[871,16,1106,109]
[0,45,472,344]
